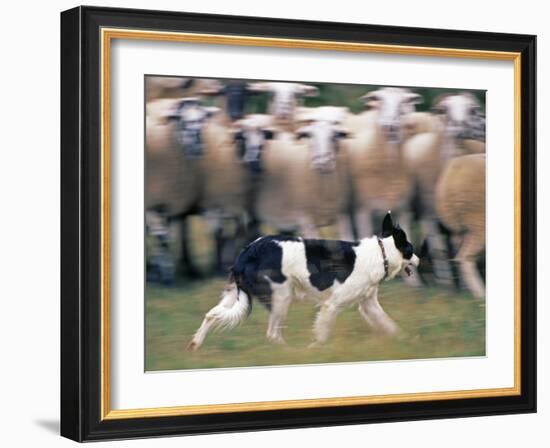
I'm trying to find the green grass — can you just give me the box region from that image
[145,279,485,371]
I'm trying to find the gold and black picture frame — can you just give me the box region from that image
[61,6,536,442]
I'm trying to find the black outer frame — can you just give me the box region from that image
[60,5,536,442]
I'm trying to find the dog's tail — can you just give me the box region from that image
[187,273,251,351]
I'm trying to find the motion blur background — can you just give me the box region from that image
[145,77,486,370]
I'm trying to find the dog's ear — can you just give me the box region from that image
[382,211,393,238]
[392,226,407,248]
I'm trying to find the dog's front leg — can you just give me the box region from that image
[359,289,400,336]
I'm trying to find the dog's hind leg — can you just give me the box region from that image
[188,315,217,352]
[310,299,342,347]
[266,282,292,345]
[188,284,250,351]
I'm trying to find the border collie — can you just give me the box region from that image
[188,212,419,350]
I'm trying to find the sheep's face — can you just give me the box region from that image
[224,81,249,121]
[248,82,318,121]
[232,116,276,174]
[296,120,349,173]
[432,93,485,141]
[381,211,420,278]
[168,99,218,158]
[360,88,422,145]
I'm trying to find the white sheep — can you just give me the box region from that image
[430,92,486,157]
[197,117,254,270]
[291,106,354,239]
[228,114,307,235]
[347,88,421,240]
[436,154,486,298]
[230,108,352,239]
[145,97,219,278]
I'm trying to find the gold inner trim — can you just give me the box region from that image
[100,27,522,420]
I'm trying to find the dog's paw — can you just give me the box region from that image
[187,340,199,352]
[267,335,287,345]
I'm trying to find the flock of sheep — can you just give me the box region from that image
[145,76,486,299]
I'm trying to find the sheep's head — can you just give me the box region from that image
[432,92,485,141]
[248,82,319,121]
[295,107,351,173]
[165,98,219,158]
[360,87,422,145]
[231,114,277,174]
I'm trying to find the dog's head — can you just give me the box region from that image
[381,211,420,277]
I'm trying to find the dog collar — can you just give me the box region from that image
[377,237,389,280]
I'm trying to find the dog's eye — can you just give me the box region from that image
[402,244,413,260]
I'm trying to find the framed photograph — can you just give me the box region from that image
[60,6,536,442]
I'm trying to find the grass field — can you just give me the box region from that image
[145,278,485,371]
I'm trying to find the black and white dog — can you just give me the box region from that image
[188,212,419,350]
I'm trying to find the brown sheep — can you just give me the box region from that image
[402,94,485,284]
[436,154,486,298]
[145,76,222,102]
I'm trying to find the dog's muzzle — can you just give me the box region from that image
[404,254,420,276]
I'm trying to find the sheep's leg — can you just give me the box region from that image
[214,217,240,275]
[420,217,453,285]
[355,205,373,239]
[296,213,320,239]
[156,234,176,285]
[146,210,176,284]
[398,211,423,287]
[337,212,355,241]
[455,234,485,299]
[358,288,400,336]
[179,218,201,278]
[266,283,292,344]
[205,211,231,275]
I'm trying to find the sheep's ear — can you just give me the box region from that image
[205,106,220,118]
[163,105,183,123]
[406,92,423,105]
[299,84,319,97]
[381,211,394,237]
[180,78,194,89]
[247,82,272,93]
[470,104,482,115]
[295,127,311,140]
[262,128,276,140]
[175,97,201,112]
[165,111,181,122]
[359,91,380,108]
[334,128,351,139]
[230,125,244,141]
[197,79,224,96]
[431,93,451,114]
